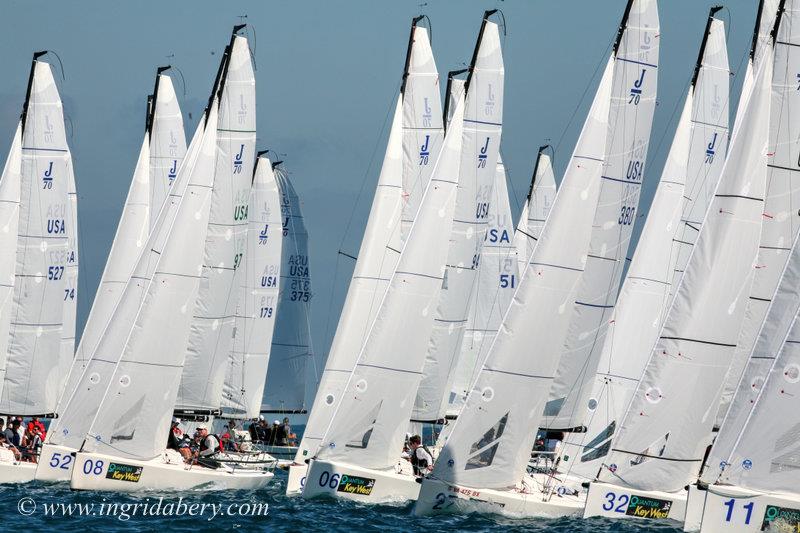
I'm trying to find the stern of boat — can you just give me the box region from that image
[34,444,76,482]
[302,459,420,503]
[583,481,687,523]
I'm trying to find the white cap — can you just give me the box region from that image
[258,415,265,421]
[274,420,280,425]
[172,417,181,424]
[196,424,208,431]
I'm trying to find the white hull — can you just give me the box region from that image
[70,450,274,492]
[0,449,36,484]
[34,444,76,482]
[683,483,706,532]
[286,463,308,495]
[302,459,420,503]
[583,481,687,523]
[698,484,800,532]
[414,476,584,518]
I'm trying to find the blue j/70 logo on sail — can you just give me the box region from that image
[422,97,432,127]
[629,69,646,105]
[705,133,718,164]
[477,137,490,168]
[168,160,178,184]
[42,161,53,189]
[419,135,430,165]
[233,144,245,174]
[259,224,269,244]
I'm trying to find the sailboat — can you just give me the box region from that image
[36,66,187,482]
[543,0,660,436]
[0,54,74,483]
[414,18,618,519]
[285,16,443,495]
[512,146,557,274]
[413,10,505,426]
[69,26,272,492]
[552,3,728,500]
[300,89,466,504]
[582,12,771,524]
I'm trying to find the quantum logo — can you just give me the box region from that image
[705,133,718,164]
[422,97,432,127]
[42,161,54,189]
[629,69,646,105]
[477,137,490,168]
[419,135,430,165]
[233,144,244,174]
[258,223,269,244]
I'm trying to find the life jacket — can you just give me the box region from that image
[199,434,223,454]
[410,445,433,476]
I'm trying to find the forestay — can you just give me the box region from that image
[597,45,772,493]
[221,156,283,418]
[0,125,21,400]
[296,19,441,458]
[558,12,729,481]
[432,57,614,490]
[414,14,505,422]
[313,94,465,470]
[177,34,256,413]
[0,59,71,416]
[513,147,557,274]
[262,165,315,412]
[447,157,516,417]
[717,0,800,424]
[80,102,219,460]
[544,0,660,432]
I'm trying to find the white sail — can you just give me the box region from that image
[296,98,403,460]
[58,158,78,388]
[221,156,283,418]
[597,44,772,493]
[447,158,515,417]
[0,59,71,416]
[432,57,614,490]
[558,14,729,481]
[717,0,800,424]
[413,17,505,421]
[545,0,660,431]
[401,24,444,240]
[148,73,186,230]
[261,165,315,412]
[177,34,256,413]
[313,94,465,470]
[80,103,219,460]
[513,148,557,274]
[294,20,441,447]
[48,111,203,450]
[0,125,21,399]
[713,293,800,492]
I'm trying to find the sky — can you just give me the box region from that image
[0,0,759,360]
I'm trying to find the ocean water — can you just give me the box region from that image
[0,473,682,532]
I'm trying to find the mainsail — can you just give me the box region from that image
[221,155,283,419]
[176,31,256,414]
[597,39,772,493]
[447,157,516,417]
[513,146,557,273]
[0,125,21,399]
[295,18,442,459]
[261,164,315,412]
[0,56,72,416]
[544,0,660,432]
[558,9,729,480]
[432,55,614,490]
[413,12,505,422]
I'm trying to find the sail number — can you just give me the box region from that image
[48,266,65,281]
[602,491,630,513]
[318,471,340,489]
[82,459,105,475]
[722,498,754,525]
[619,206,636,226]
[48,452,73,470]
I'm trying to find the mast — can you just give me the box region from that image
[400,15,425,95]
[20,51,48,134]
[527,144,550,201]
[464,9,497,94]
[442,68,468,133]
[612,0,635,55]
[691,6,723,86]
